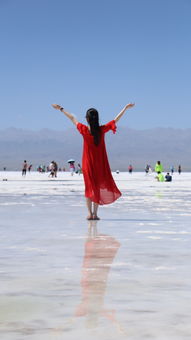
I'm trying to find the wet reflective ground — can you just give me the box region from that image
[0,172,191,339]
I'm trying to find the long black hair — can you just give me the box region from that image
[86,108,100,146]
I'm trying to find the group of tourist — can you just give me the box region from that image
[21,160,82,177]
[154,161,182,182]
[21,159,182,181]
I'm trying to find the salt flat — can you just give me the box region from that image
[0,171,191,339]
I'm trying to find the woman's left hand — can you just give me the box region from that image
[52,104,62,110]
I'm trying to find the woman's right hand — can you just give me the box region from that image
[125,103,135,110]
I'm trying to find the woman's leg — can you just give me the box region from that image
[93,203,100,220]
[86,198,93,220]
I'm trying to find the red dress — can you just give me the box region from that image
[77,120,122,205]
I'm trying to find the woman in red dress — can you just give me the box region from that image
[52,103,135,219]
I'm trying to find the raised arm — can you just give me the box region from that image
[114,103,135,123]
[51,104,78,125]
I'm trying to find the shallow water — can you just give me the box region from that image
[0,171,191,339]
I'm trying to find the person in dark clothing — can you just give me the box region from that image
[53,161,58,177]
[128,164,133,174]
[178,165,182,174]
[165,172,172,182]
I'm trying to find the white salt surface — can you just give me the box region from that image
[0,171,191,339]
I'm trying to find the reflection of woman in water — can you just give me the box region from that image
[75,221,122,329]
[52,222,127,336]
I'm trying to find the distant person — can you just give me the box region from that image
[128,164,133,174]
[69,162,75,176]
[53,161,58,177]
[28,164,32,172]
[145,164,152,174]
[38,165,45,173]
[155,161,163,173]
[37,165,43,172]
[170,165,174,175]
[156,171,164,182]
[48,161,55,178]
[77,163,82,175]
[22,160,28,176]
[52,102,135,220]
[3,167,6,171]
[178,165,182,174]
[165,172,172,182]
[145,164,149,174]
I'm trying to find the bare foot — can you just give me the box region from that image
[87,214,93,220]
[93,215,100,220]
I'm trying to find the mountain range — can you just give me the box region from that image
[0,127,191,171]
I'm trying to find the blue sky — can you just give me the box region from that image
[0,0,191,130]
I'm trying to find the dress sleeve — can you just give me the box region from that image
[77,122,87,135]
[102,120,117,134]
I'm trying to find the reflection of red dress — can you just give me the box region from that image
[77,120,121,205]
